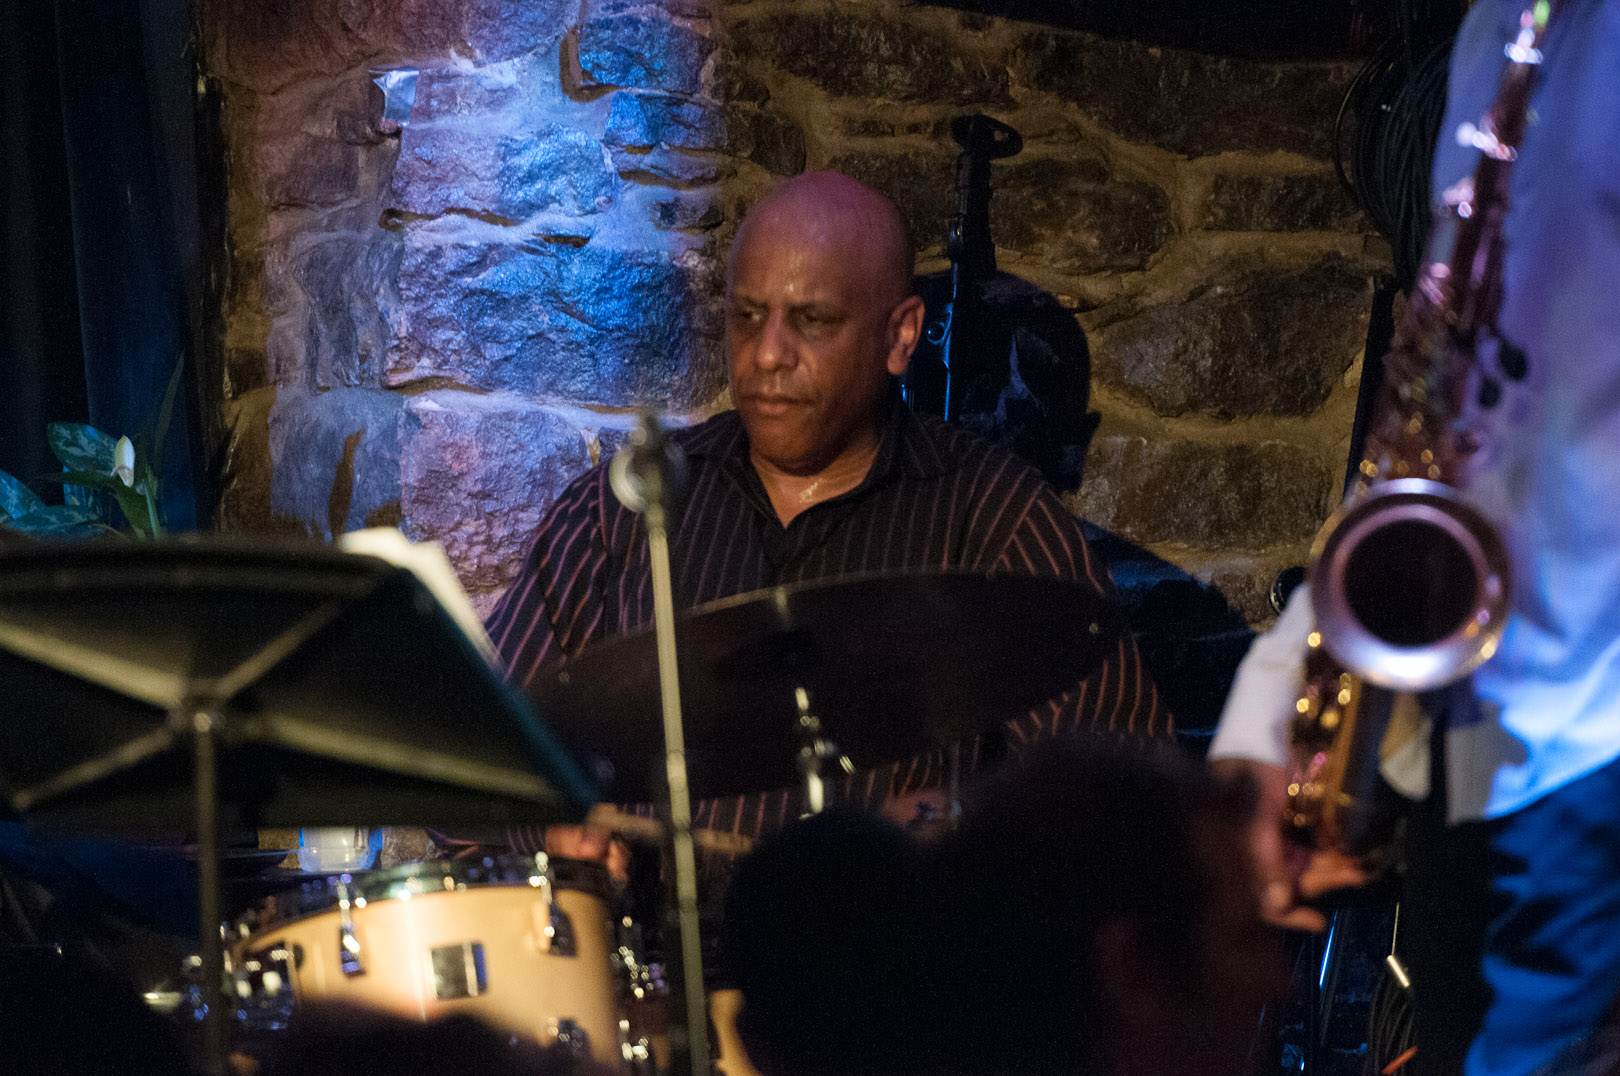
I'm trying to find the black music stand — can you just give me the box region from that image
[0,539,597,1074]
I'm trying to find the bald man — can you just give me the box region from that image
[485,171,1170,844]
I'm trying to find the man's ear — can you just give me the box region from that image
[886,295,926,377]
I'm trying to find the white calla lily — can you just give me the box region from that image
[113,436,136,487]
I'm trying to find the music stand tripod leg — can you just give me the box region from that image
[187,703,230,1076]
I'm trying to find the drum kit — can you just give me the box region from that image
[0,536,1120,1075]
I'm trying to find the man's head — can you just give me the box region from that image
[927,739,1285,1076]
[726,171,925,477]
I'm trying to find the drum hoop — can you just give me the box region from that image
[249,855,616,930]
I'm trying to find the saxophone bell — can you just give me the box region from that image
[1309,478,1511,692]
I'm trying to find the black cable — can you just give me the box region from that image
[1334,23,1457,290]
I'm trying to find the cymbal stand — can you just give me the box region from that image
[611,415,712,1076]
[793,686,837,815]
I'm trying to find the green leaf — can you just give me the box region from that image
[52,469,128,494]
[45,471,151,536]
[0,470,46,520]
[0,505,104,539]
[47,422,118,474]
[107,484,154,539]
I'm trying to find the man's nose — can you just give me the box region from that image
[754,309,796,371]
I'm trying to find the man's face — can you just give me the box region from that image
[726,210,918,476]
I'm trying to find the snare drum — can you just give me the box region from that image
[236,856,624,1065]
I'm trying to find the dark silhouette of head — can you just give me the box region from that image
[260,1003,615,1076]
[721,808,930,1076]
[925,737,1283,1076]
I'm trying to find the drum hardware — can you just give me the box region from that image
[334,876,363,977]
[794,689,843,816]
[532,852,577,957]
[608,412,713,1076]
[535,573,1123,803]
[429,941,486,1000]
[550,1017,592,1057]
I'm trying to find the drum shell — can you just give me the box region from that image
[240,863,622,1066]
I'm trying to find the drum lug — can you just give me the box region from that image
[549,1017,591,1057]
[532,854,577,957]
[336,876,364,977]
[430,941,488,1000]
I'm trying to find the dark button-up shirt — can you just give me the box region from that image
[487,401,1171,837]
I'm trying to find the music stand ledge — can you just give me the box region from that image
[0,539,597,1074]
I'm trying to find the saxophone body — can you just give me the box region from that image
[1287,1,1556,854]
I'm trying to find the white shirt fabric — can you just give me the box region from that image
[1211,0,1620,822]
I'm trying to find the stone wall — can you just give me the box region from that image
[206,0,729,599]
[205,0,1388,732]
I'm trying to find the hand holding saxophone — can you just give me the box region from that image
[1212,757,1368,933]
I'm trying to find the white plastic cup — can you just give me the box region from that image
[295,827,382,872]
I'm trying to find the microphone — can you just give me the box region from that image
[609,411,688,519]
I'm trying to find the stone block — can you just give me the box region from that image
[1200,170,1367,233]
[459,0,576,61]
[606,92,725,153]
[1074,435,1334,548]
[575,13,713,95]
[259,132,360,208]
[337,0,574,61]
[992,156,1172,274]
[610,146,726,186]
[650,191,724,231]
[214,0,573,92]
[1016,30,1354,159]
[218,387,278,534]
[210,0,359,93]
[391,125,614,219]
[389,238,723,407]
[726,107,806,176]
[498,131,617,218]
[401,393,593,592]
[290,234,401,388]
[825,149,957,253]
[712,52,770,104]
[415,62,528,119]
[329,75,391,145]
[728,12,1010,105]
[267,387,407,539]
[1091,256,1370,419]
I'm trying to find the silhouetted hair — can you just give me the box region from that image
[721,809,929,1076]
[260,1003,614,1076]
[925,737,1250,1076]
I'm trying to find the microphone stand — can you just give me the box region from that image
[610,413,712,1076]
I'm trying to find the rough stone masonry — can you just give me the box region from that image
[206,0,1389,731]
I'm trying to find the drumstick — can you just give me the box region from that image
[586,805,756,856]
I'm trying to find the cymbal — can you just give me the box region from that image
[529,572,1122,800]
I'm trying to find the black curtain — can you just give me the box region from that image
[0,0,87,486]
[0,0,218,530]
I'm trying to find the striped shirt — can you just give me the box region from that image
[487,399,1172,839]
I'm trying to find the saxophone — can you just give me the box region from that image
[1287,0,1557,854]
